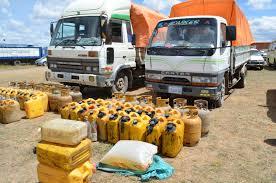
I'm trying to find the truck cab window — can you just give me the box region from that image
[126,21,132,43]
[111,21,123,43]
[220,23,227,47]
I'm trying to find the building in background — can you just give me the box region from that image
[251,42,271,51]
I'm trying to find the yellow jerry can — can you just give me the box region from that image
[167,109,182,120]
[24,96,44,119]
[36,92,49,112]
[155,108,166,117]
[183,106,202,146]
[37,139,91,171]
[107,114,120,144]
[123,102,133,110]
[96,111,109,141]
[60,102,79,119]
[119,115,131,140]
[146,117,167,150]
[129,118,147,141]
[37,161,93,183]
[161,119,184,158]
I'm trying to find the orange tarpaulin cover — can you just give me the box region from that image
[131,4,167,48]
[170,0,254,46]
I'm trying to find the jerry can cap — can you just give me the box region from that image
[98,111,106,118]
[132,119,138,125]
[120,116,130,123]
[137,110,143,115]
[149,118,158,126]
[166,123,176,132]
[109,114,118,120]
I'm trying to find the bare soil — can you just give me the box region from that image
[0,66,275,183]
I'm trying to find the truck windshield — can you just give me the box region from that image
[251,50,261,56]
[50,16,101,47]
[150,18,217,49]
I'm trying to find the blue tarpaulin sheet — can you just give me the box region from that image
[97,155,174,182]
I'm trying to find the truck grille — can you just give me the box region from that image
[162,77,191,85]
[47,57,99,74]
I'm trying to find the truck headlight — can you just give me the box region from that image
[146,74,161,80]
[50,64,57,68]
[92,67,99,72]
[192,76,218,84]
[86,66,92,71]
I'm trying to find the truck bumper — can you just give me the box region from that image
[45,71,113,87]
[145,81,222,100]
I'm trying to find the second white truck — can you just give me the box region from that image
[145,0,254,107]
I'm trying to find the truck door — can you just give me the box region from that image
[109,20,135,70]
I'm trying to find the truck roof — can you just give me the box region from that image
[170,0,254,46]
[160,15,227,24]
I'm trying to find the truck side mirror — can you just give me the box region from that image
[50,23,54,38]
[226,26,236,41]
[132,34,136,46]
[101,16,112,45]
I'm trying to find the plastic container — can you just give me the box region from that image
[156,97,171,112]
[36,92,49,112]
[145,116,167,150]
[24,96,44,119]
[41,119,88,145]
[129,118,148,141]
[119,115,131,140]
[107,114,120,144]
[194,100,210,137]
[167,109,182,120]
[125,94,139,105]
[37,139,92,171]
[87,109,99,142]
[161,119,184,157]
[0,100,22,124]
[137,95,153,107]
[37,161,93,183]
[96,111,109,141]
[60,102,78,119]
[58,89,73,113]
[183,106,202,147]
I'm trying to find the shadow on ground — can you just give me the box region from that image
[266,90,276,123]
[264,66,276,71]
[264,139,276,147]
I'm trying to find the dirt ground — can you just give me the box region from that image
[0,66,275,183]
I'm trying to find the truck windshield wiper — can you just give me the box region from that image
[55,39,75,48]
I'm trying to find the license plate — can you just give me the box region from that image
[168,86,182,94]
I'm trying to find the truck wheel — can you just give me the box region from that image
[112,72,129,93]
[214,79,225,108]
[236,73,246,88]
[259,66,264,70]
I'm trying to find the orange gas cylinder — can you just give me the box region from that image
[137,95,154,107]
[96,111,109,141]
[119,115,131,140]
[58,89,73,113]
[69,87,83,103]
[145,116,167,150]
[129,118,148,141]
[156,97,171,112]
[49,89,61,112]
[107,114,120,144]
[161,119,184,158]
[183,106,202,146]
[125,94,139,105]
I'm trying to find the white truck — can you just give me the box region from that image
[267,41,276,67]
[145,0,254,107]
[46,0,165,93]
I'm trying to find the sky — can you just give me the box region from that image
[0,0,275,46]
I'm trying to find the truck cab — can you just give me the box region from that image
[145,16,249,107]
[46,0,138,93]
[267,41,276,67]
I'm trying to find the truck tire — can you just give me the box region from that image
[214,78,225,108]
[112,72,129,93]
[236,73,246,88]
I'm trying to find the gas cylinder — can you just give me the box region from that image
[49,88,61,112]
[125,94,139,105]
[119,115,131,140]
[129,118,147,141]
[194,100,210,137]
[183,106,202,146]
[96,110,109,141]
[69,87,83,102]
[107,113,120,144]
[156,97,171,112]
[137,95,154,107]
[0,100,22,124]
[58,89,73,113]
[145,116,167,150]
[161,119,184,158]
[173,98,188,114]
[167,109,182,120]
